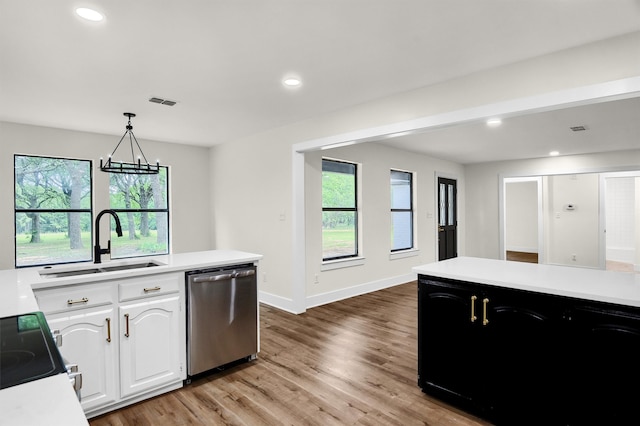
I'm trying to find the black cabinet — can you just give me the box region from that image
[567,302,640,424]
[418,275,640,425]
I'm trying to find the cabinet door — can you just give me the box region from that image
[47,307,118,412]
[480,288,566,425]
[568,303,640,424]
[119,295,182,398]
[418,278,481,412]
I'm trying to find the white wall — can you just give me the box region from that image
[465,150,640,261]
[303,143,463,308]
[0,122,213,270]
[505,181,538,253]
[545,173,600,267]
[210,31,640,312]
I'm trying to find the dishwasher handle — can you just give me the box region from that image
[233,270,255,278]
[192,273,233,283]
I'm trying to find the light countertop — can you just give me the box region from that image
[413,256,640,308]
[0,249,263,426]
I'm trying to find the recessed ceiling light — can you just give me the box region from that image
[76,8,104,22]
[283,77,301,87]
[549,151,560,157]
[486,118,502,127]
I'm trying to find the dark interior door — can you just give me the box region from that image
[438,177,457,260]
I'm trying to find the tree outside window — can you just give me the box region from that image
[108,168,169,259]
[322,159,357,260]
[14,155,92,267]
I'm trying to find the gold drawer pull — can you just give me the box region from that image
[483,298,490,326]
[106,318,111,342]
[143,286,161,293]
[67,297,89,305]
[470,295,477,322]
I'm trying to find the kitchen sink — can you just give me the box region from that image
[99,262,160,272]
[39,261,164,278]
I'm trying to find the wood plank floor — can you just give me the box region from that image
[89,283,490,426]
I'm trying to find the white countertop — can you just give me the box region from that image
[0,249,262,426]
[0,374,90,426]
[413,256,640,308]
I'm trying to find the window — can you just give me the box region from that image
[14,155,92,267]
[322,159,357,260]
[390,170,413,251]
[108,168,169,259]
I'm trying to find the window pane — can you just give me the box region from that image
[15,156,92,210]
[15,155,92,268]
[322,161,355,208]
[109,167,169,259]
[322,211,356,258]
[111,212,169,259]
[391,211,412,250]
[448,183,454,226]
[439,183,446,226]
[109,170,168,209]
[15,212,92,267]
[390,171,411,209]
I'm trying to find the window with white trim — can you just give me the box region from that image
[390,169,413,251]
[322,159,358,260]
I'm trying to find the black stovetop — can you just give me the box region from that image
[0,311,67,390]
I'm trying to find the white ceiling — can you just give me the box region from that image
[1,1,640,164]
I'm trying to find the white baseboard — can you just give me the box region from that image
[259,290,300,314]
[305,273,416,309]
[259,273,418,314]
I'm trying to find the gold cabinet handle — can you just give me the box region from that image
[106,317,111,343]
[143,286,161,293]
[67,297,89,305]
[483,298,490,325]
[470,295,477,322]
[438,227,444,232]
[124,313,130,337]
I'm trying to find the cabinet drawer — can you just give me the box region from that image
[35,283,115,314]
[119,273,181,302]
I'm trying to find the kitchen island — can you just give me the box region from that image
[0,249,262,425]
[414,257,640,425]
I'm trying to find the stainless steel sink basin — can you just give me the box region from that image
[39,261,163,278]
[99,262,160,272]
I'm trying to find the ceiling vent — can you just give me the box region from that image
[569,125,587,132]
[149,97,177,106]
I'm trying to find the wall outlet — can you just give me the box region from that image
[314,274,319,284]
[263,273,267,282]
[571,254,577,261]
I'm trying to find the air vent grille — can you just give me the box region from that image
[570,125,587,132]
[148,97,177,106]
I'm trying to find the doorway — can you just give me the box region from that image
[437,177,457,261]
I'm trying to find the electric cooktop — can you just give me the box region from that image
[0,311,67,390]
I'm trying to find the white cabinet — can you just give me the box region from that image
[119,295,181,398]
[46,306,118,412]
[34,272,185,417]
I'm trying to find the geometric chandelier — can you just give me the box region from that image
[100,112,160,174]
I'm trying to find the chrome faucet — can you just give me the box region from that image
[94,209,123,264]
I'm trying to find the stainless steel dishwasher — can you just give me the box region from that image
[185,264,258,381]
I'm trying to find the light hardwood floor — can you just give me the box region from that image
[89,283,490,426]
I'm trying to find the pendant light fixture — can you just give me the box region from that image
[100,112,160,174]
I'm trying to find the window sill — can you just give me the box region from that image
[321,257,365,271]
[389,249,419,260]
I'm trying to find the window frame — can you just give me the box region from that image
[322,158,359,262]
[14,154,93,268]
[390,168,414,252]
